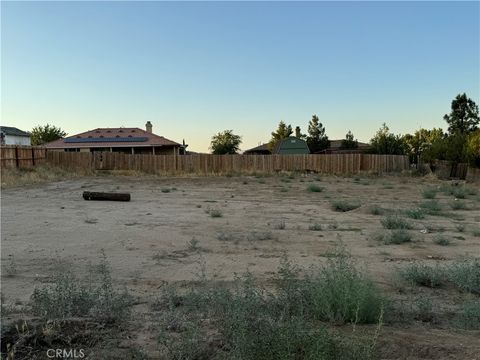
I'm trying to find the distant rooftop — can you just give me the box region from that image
[0,126,30,137]
[45,127,180,149]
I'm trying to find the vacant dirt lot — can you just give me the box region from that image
[1,173,479,359]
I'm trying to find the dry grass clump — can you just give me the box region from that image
[1,165,92,188]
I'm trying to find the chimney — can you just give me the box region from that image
[145,121,152,133]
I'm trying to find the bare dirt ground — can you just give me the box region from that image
[1,173,479,359]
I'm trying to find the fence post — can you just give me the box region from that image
[31,147,35,166]
[15,146,19,168]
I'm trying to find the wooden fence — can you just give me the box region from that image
[0,145,47,169]
[45,151,410,175]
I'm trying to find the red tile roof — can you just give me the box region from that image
[45,128,180,149]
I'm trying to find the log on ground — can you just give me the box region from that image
[82,191,131,201]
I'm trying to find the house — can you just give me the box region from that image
[0,126,31,146]
[244,137,310,155]
[314,140,371,154]
[243,143,272,155]
[45,122,182,155]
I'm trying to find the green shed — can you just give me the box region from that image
[274,137,310,154]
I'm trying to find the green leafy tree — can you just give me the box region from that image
[445,133,468,163]
[209,130,242,154]
[443,93,479,135]
[404,128,444,164]
[306,115,329,153]
[340,130,358,150]
[467,129,480,167]
[31,124,67,145]
[369,123,406,155]
[269,121,293,150]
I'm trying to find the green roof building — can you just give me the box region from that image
[274,137,310,154]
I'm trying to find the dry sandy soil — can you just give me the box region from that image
[1,173,480,359]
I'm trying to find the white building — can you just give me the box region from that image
[0,126,31,146]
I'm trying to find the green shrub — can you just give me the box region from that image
[447,258,480,294]
[419,200,442,214]
[247,231,274,241]
[450,200,467,210]
[31,253,132,322]
[161,188,171,193]
[209,209,223,218]
[331,200,361,212]
[454,300,480,330]
[400,262,445,288]
[308,223,323,231]
[433,236,451,246]
[403,208,425,219]
[452,187,467,199]
[298,254,384,324]
[156,252,384,360]
[307,184,324,192]
[422,188,437,199]
[368,205,385,215]
[381,215,413,229]
[382,230,412,244]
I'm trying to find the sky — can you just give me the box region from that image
[1,1,479,153]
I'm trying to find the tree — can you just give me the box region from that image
[403,128,444,164]
[369,123,405,155]
[340,130,358,150]
[443,93,479,135]
[294,126,306,140]
[31,124,67,145]
[269,121,293,150]
[306,115,329,153]
[467,129,480,167]
[209,130,242,154]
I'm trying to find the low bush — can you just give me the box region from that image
[209,209,223,218]
[381,215,413,230]
[454,300,480,330]
[419,200,442,214]
[247,230,274,241]
[447,258,480,294]
[403,208,425,219]
[433,235,451,246]
[307,184,324,193]
[368,205,385,215]
[400,262,445,288]
[31,253,132,322]
[382,230,412,245]
[450,200,467,210]
[331,200,361,212]
[308,223,323,231]
[422,188,437,199]
[155,251,383,360]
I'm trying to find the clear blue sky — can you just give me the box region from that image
[2,1,479,152]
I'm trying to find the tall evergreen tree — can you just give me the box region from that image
[306,115,329,153]
[340,130,358,150]
[269,121,293,150]
[443,93,479,135]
